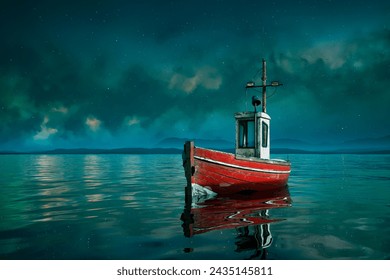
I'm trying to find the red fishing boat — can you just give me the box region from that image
[183,59,291,195]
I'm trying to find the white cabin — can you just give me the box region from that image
[235,111,271,160]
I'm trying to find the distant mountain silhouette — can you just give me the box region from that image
[0,147,181,155]
[340,135,390,149]
[156,137,233,149]
[272,135,390,152]
[272,138,313,149]
[45,148,182,154]
[1,135,389,154]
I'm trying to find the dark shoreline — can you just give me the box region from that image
[1,148,389,155]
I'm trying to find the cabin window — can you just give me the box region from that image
[262,121,268,148]
[239,120,255,148]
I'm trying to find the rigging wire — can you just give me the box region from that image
[252,68,262,81]
[267,87,278,99]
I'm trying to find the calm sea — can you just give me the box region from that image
[0,153,389,260]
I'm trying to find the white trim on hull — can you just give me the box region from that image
[194,155,291,174]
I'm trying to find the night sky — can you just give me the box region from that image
[1,0,389,151]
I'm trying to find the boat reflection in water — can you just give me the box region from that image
[180,186,291,259]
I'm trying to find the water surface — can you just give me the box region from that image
[0,154,389,259]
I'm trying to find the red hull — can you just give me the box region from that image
[183,141,290,195]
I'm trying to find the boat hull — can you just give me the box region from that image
[183,141,290,195]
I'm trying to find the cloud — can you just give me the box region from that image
[85,116,102,132]
[300,42,347,70]
[33,116,58,140]
[268,29,390,140]
[169,67,222,94]
[126,115,142,126]
[51,106,68,114]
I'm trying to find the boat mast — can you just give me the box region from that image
[261,59,267,113]
[246,58,283,113]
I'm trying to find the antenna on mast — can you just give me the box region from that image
[245,58,283,113]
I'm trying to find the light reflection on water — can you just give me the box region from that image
[0,154,389,259]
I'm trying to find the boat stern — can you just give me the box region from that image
[183,141,195,186]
